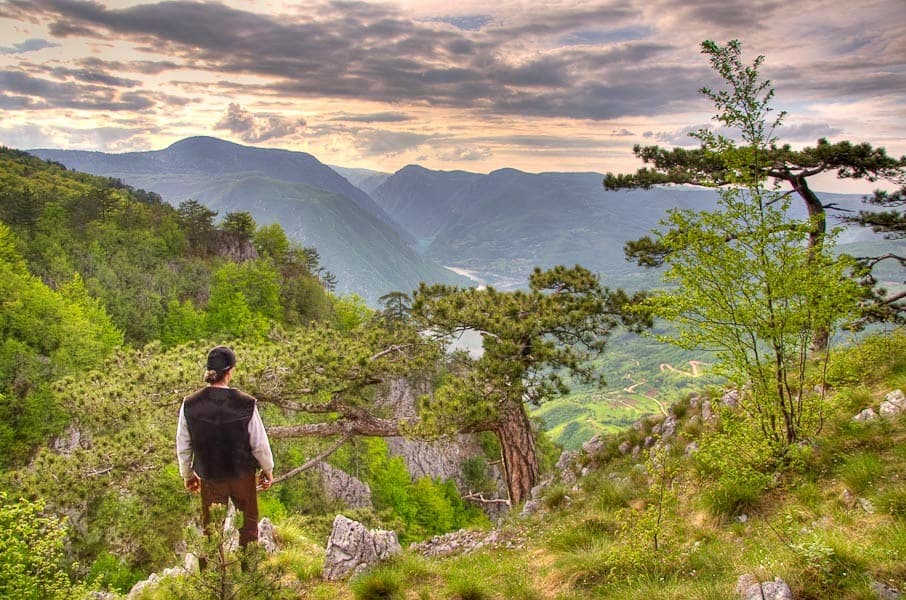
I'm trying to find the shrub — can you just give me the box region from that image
[0,493,86,600]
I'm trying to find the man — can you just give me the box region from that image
[176,345,274,548]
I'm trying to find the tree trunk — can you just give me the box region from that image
[495,401,539,505]
[791,175,830,351]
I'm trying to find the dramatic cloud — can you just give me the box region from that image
[0,37,59,54]
[215,102,306,143]
[0,0,902,176]
[329,112,414,123]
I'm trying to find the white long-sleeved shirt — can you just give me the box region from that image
[176,395,274,481]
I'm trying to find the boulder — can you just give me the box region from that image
[721,389,740,408]
[880,389,905,417]
[871,580,902,600]
[258,518,279,554]
[555,450,578,472]
[582,434,605,455]
[520,499,542,517]
[736,574,792,600]
[701,400,714,422]
[323,515,401,581]
[618,440,632,455]
[684,441,699,456]
[853,408,879,422]
[661,415,678,439]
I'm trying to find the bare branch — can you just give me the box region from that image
[370,344,415,361]
[271,433,354,485]
[462,492,511,506]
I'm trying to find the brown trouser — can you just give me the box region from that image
[200,472,259,546]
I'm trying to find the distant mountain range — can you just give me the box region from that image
[32,137,462,302]
[32,136,886,300]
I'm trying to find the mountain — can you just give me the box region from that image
[330,165,392,195]
[371,165,883,290]
[31,137,464,302]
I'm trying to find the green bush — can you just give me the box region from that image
[0,493,86,600]
[87,551,146,593]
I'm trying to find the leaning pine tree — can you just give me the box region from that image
[636,40,861,447]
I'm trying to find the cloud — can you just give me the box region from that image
[776,122,843,141]
[2,1,703,120]
[436,145,492,161]
[0,38,60,54]
[0,122,155,152]
[329,112,414,123]
[215,102,306,143]
[354,130,435,156]
[0,67,191,112]
[611,128,635,137]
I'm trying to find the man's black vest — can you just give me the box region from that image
[183,387,259,479]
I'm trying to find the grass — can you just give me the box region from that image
[188,330,906,600]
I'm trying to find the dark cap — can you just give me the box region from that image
[206,346,236,371]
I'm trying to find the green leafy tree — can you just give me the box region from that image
[160,299,207,347]
[0,493,86,600]
[604,43,906,332]
[221,211,257,243]
[636,41,861,447]
[178,200,218,256]
[253,223,290,262]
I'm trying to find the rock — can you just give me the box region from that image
[88,593,117,600]
[632,419,645,432]
[701,400,713,422]
[127,573,160,599]
[52,424,84,455]
[618,440,632,455]
[520,499,542,517]
[858,497,876,514]
[721,389,740,408]
[736,574,792,600]
[687,415,701,427]
[582,434,605,455]
[841,488,858,509]
[258,518,279,554]
[410,528,524,558]
[880,389,905,417]
[530,481,549,500]
[871,580,902,600]
[323,515,401,581]
[316,461,373,509]
[688,393,701,408]
[380,379,506,497]
[684,441,699,456]
[631,445,641,459]
[661,415,678,439]
[651,422,663,436]
[643,436,655,449]
[556,450,578,472]
[736,513,748,523]
[853,408,879,422]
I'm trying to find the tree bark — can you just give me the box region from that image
[788,174,830,351]
[495,401,540,505]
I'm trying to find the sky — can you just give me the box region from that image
[0,0,904,191]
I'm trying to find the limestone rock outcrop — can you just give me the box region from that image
[323,515,401,581]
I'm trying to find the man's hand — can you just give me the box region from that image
[184,474,200,493]
[257,471,273,491]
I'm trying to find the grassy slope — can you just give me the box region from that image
[189,329,906,600]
